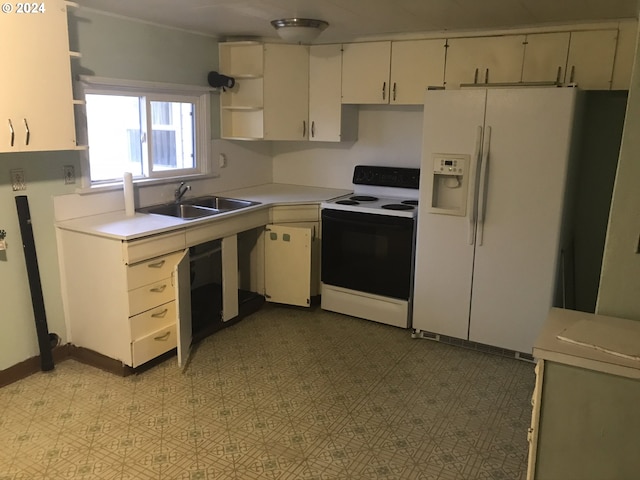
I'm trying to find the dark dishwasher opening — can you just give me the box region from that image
[190,237,264,344]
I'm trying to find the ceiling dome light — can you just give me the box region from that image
[270,18,329,44]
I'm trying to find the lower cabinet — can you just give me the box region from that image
[527,359,640,479]
[57,204,322,369]
[264,224,313,307]
[58,228,192,369]
[263,205,321,306]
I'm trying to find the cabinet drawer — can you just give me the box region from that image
[128,279,175,316]
[130,301,176,340]
[270,205,319,223]
[131,324,177,367]
[127,251,183,290]
[123,230,186,265]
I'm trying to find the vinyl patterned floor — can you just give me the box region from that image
[0,304,535,479]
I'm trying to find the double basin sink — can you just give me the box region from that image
[138,195,260,220]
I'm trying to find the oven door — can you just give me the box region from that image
[321,209,415,300]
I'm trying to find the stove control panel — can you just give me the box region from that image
[353,165,420,189]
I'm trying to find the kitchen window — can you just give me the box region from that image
[81,77,211,185]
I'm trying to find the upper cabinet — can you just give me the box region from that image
[342,41,392,104]
[390,39,446,104]
[219,42,308,140]
[309,44,358,142]
[444,35,526,88]
[341,40,446,105]
[0,0,76,152]
[263,44,309,140]
[522,32,570,84]
[219,23,636,141]
[566,30,618,90]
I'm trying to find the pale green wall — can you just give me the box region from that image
[573,92,627,313]
[0,152,81,369]
[0,9,218,371]
[597,28,640,319]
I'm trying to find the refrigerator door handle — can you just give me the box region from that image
[468,125,483,245]
[477,125,491,246]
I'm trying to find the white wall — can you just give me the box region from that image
[272,106,423,188]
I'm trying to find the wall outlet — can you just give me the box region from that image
[10,169,26,191]
[63,165,76,185]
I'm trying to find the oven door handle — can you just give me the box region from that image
[322,212,411,230]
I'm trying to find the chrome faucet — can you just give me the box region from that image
[174,182,191,202]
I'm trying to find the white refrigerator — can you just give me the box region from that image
[412,87,581,354]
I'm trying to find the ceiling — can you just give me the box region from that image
[77,0,639,43]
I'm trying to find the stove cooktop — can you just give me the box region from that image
[321,165,421,218]
[322,193,419,218]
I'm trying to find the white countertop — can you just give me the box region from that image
[534,307,640,379]
[56,183,351,241]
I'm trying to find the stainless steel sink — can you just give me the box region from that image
[186,195,260,211]
[138,195,259,219]
[138,203,221,219]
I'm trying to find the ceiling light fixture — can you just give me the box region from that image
[270,18,329,44]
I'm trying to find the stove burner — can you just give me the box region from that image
[381,203,414,211]
[402,200,419,206]
[336,200,359,205]
[350,195,378,202]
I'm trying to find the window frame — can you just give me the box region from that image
[78,76,213,189]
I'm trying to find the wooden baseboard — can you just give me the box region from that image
[0,344,71,388]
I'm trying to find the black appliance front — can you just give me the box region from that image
[321,209,414,300]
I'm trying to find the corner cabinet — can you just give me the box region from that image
[0,0,76,152]
[263,205,321,306]
[218,42,309,140]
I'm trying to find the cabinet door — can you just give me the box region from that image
[175,249,192,369]
[390,39,446,104]
[522,32,570,84]
[263,44,309,140]
[342,41,392,104]
[611,20,637,90]
[309,44,358,142]
[566,30,617,90]
[444,36,526,88]
[0,0,75,152]
[221,235,239,321]
[264,224,312,307]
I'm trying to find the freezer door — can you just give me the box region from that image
[412,89,486,338]
[468,87,577,353]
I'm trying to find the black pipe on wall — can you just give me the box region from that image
[15,195,54,372]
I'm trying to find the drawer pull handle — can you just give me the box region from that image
[150,284,167,293]
[24,118,30,146]
[148,260,166,268]
[8,119,15,147]
[154,332,171,341]
[151,308,169,318]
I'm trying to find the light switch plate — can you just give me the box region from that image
[63,165,75,185]
[10,169,26,191]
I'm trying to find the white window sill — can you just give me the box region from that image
[74,172,220,195]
